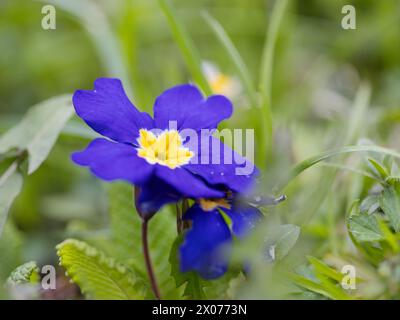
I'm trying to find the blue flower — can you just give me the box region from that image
[71,78,257,215]
[179,199,262,279]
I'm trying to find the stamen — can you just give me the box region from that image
[137,129,194,169]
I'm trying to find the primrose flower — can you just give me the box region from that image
[179,198,262,279]
[71,78,257,215]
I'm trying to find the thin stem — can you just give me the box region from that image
[176,203,183,234]
[141,218,161,300]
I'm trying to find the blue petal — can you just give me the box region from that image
[180,95,232,130]
[153,84,232,131]
[223,204,263,239]
[136,176,180,216]
[185,136,259,193]
[180,204,232,279]
[73,78,153,143]
[155,165,224,199]
[72,138,153,184]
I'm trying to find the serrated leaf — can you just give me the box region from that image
[360,195,380,215]
[264,224,300,261]
[348,213,384,242]
[7,261,39,285]
[108,183,182,299]
[380,183,400,232]
[57,239,148,300]
[0,95,73,174]
[0,163,23,236]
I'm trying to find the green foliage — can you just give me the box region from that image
[292,155,400,299]
[381,182,400,233]
[57,239,148,300]
[108,183,182,299]
[348,213,384,242]
[7,261,40,285]
[2,0,400,301]
[0,94,73,174]
[0,95,73,236]
[264,224,301,261]
[278,146,400,191]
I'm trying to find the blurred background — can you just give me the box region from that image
[0,0,399,299]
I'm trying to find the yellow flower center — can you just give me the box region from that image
[137,129,194,169]
[210,74,233,94]
[199,198,231,212]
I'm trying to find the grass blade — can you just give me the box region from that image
[158,0,211,95]
[202,12,258,106]
[258,0,290,166]
[277,145,400,191]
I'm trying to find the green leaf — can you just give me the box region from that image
[348,213,384,242]
[307,256,343,282]
[57,239,148,300]
[0,162,23,236]
[108,183,182,299]
[380,183,400,233]
[7,261,40,285]
[289,273,352,300]
[377,218,400,253]
[264,224,300,261]
[202,12,257,106]
[158,0,211,95]
[360,195,380,215]
[367,158,389,179]
[0,95,73,174]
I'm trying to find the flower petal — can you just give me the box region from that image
[136,176,180,216]
[72,138,153,184]
[180,95,232,131]
[153,84,232,131]
[180,204,231,279]
[185,136,258,193]
[155,165,224,199]
[73,78,153,143]
[224,204,263,239]
[153,84,203,130]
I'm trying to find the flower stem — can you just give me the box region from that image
[141,218,161,300]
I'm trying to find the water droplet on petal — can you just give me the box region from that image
[220,172,224,176]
